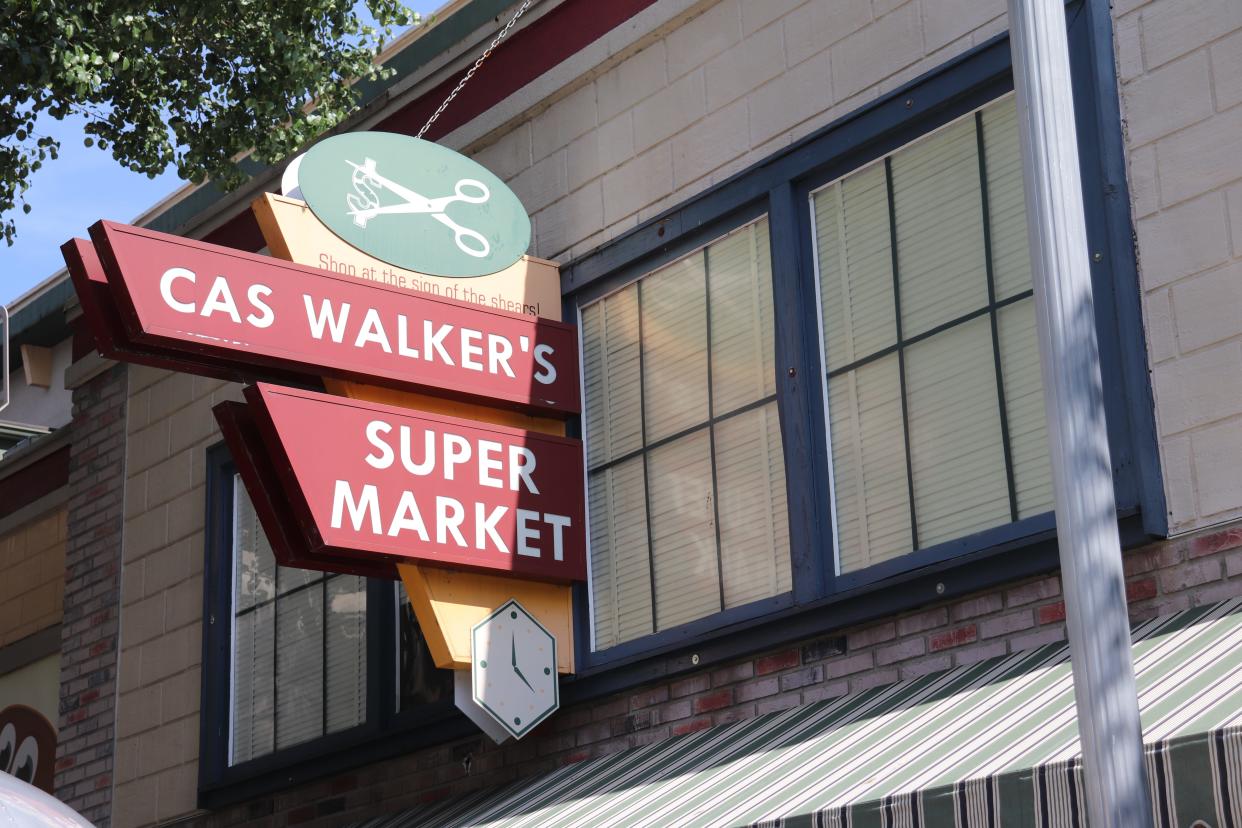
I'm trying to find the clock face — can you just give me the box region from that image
[471,600,559,739]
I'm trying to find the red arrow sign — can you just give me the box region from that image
[85,220,580,416]
[213,400,398,580]
[246,383,587,582]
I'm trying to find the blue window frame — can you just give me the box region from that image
[198,446,468,807]
[562,4,1162,678]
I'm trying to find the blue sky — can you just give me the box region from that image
[1,3,437,307]
[1,113,183,306]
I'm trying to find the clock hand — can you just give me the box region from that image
[511,634,534,692]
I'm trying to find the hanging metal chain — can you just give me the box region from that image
[416,0,534,139]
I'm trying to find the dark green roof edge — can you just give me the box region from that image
[147,0,516,236]
[6,278,75,372]
[8,279,74,341]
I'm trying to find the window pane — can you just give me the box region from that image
[716,403,790,607]
[647,431,718,630]
[276,557,319,597]
[231,602,274,765]
[905,316,1010,546]
[582,218,787,650]
[233,479,275,612]
[230,481,376,762]
[999,298,1053,517]
[642,257,708,442]
[891,117,987,338]
[981,98,1033,301]
[827,355,913,572]
[582,284,643,467]
[815,164,897,371]
[275,584,324,750]
[397,588,453,711]
[325,576,366,734]
[588,458,652,649]
[709,219,776,413]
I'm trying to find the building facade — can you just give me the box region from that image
[6,0,1241,824]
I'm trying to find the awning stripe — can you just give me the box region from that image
[354,596,1242,828]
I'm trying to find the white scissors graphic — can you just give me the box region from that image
[345,157,491,258]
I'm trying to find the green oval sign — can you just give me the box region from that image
[297,132,531,278]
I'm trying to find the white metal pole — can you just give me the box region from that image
[1006,0,1152,825]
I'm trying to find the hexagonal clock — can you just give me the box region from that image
[471,599,559,739]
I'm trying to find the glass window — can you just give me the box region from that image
[581,218,791,650]
[229,480,367,764]
[812,95,1053,575]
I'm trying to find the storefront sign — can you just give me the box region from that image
[86,220,579,416]
[213,400,397,579]
[246,383,587,582]
[292,132,531,278]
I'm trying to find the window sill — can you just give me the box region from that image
[561,511,1148,706]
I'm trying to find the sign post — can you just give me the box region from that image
[1007,0,1153,823]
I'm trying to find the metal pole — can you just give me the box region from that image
[1006,0,1152,825]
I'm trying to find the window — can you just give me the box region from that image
[569,21,1161,664]
[581,219,791,650]
[812,96,1053,576]
[201,450,455,801]
[229,480,368,763]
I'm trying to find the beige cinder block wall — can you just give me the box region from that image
[112,366,241,826]
[1115,0,1242,532]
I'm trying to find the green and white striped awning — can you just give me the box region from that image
[358,597,1242,827]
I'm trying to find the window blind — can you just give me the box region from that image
[230,480,368,765]
[583,219,791,650]
[812,95,1053,575]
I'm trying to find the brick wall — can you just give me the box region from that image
[55,361,127,825]
[112,365,242,827]
[0,506,66,647]
[1114,0,1242,531]
[177,521,1242,828]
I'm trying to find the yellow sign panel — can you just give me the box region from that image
[252,194,562,320]
[253,194,577,673]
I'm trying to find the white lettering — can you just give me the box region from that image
[424,321,453,365]
[400,428,435,475]
[201,276,242,323]
[387,490,429,540]
[397,315,419,358]
[474,503,509,553]
[516,509,541,557]
[477,440,503,489]
[508,446,539,494]
[461,328,484,371]
[488,334,515,378]
[364,421,394,469]
[304,295,351,342]
[246,284,275,328]
[443,434,471,481]
[545,513,571,562]
[331,480,381,534]
[533,343,557,384]
[436,496,467,547]
[159,267,196,314]
[354,307,392,353]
